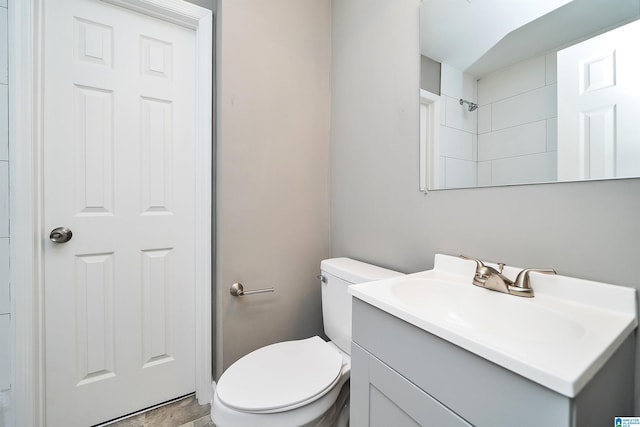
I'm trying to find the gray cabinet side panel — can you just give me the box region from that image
[352,299,571,427]
[572,335,636,427]
[351,343,371,427]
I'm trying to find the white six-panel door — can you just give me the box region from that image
[557,20,640,181]
[43,0,198,425]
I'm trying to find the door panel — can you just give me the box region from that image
[558,20,640,181]
[44,1,197,425]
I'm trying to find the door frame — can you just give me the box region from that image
[9,1,213,425]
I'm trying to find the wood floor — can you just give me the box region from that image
[0,390,213,427]
[103,395,212,427]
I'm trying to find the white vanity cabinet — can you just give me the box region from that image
[350,299,635,427]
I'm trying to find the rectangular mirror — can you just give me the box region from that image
[419,0,640,190]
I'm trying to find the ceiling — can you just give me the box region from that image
[420,0,640,77]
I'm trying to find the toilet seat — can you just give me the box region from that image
[216,336,344,413]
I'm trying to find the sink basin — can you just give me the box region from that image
[390,278,587,351]
[349,254,637,397]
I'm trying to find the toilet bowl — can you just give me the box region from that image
[211,258,403,427]
[212,337,350,427]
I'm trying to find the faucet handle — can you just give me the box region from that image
[514,268,556,289]
[459,255,501,287]
[459,255,485,269]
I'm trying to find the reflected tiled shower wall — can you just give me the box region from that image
[436,53,558,188]
[0,0,10,419]
[438,63,478,188]
[476,53,558,186]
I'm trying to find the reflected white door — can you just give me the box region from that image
[557,20,640,181]
[43,0,197,425]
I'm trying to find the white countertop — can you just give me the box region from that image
[349,254,637,397]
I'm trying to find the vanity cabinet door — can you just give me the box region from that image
[351,343,471,427]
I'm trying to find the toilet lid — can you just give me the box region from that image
[216,336,344,412]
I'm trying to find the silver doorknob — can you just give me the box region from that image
[50,227,73,243]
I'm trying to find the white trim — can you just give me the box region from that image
[419,89,440,192]
[10,1,213,425]
[9,0,46,425]
[191,3,213,407]
[101,0,213,28]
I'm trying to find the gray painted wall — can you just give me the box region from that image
[331,0,640,412]
[185,0,215,11]
[216,0,331,376]
[420,55,440,94]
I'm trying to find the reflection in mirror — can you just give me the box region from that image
[419,0,640,190]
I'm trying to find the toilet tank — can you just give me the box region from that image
[320,258,403,355]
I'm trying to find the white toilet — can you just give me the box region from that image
[211,257,403,427]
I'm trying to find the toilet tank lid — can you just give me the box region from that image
[321,257,403,284]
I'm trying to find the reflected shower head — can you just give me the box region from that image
[459,98,478,112]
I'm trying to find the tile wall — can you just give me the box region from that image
[438,63,478,188]
[0,0,10,394]
[477,53,558,186]
[436,53,558,188]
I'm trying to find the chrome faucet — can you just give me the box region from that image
[459,255,555,298]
